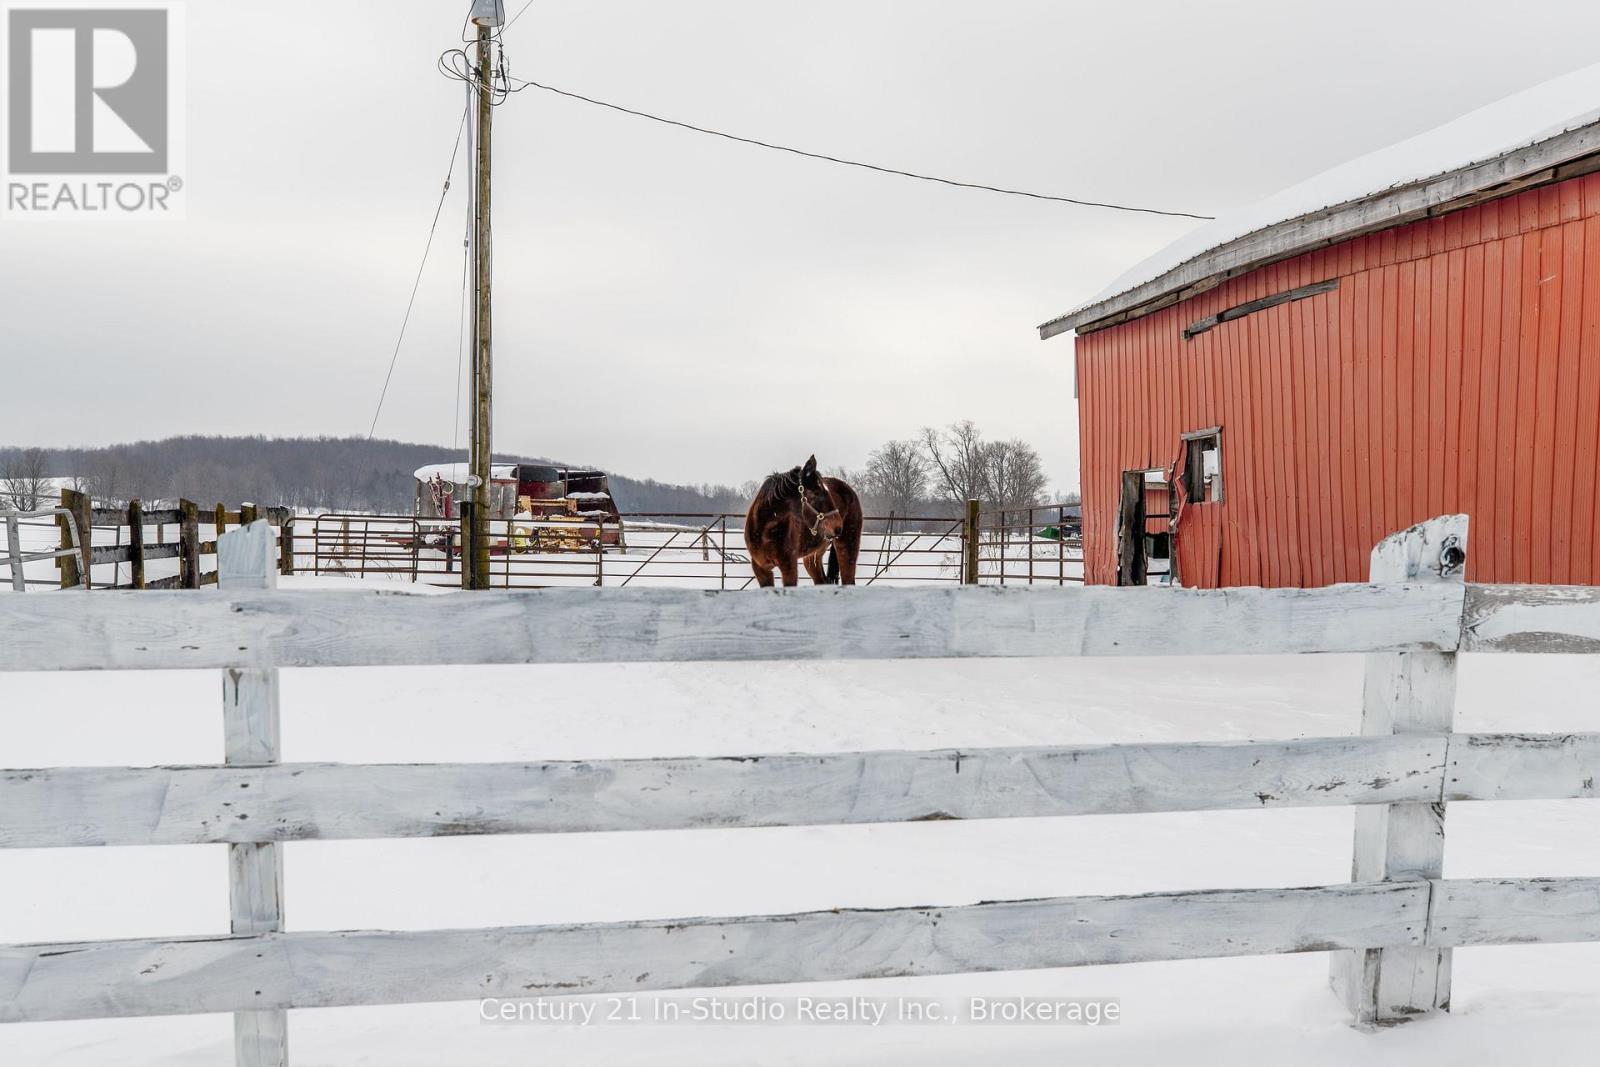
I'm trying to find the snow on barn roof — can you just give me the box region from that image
[1040,63,1600,339]
[413,462,519,484]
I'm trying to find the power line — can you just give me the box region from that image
[503,76,1215,220]
[367,105,471,441]
[503,0,534,33]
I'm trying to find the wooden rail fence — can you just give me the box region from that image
[6,515,1600,1065]
[53,489,290,590]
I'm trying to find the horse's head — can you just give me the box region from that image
[797,455,843,540]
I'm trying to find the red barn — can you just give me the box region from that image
[1041,67,1600,587]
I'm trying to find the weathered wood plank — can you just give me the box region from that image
[1336,516,1464,1025]
[1461,584,1600,652]
[1445,733,1600,801]
[1428,877,1600,948]
[179,499,200,589]
[0,582,1466,673]
[1183,278,1340,339]
[87,507,180,526]
[0,735,1452,848]
[4,512,22,593]
[89,544,132,565]
[0,882,1427,1022]
[217,522,288,1067]
[127,499,145,590]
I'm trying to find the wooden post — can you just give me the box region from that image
[467,17,496,592]
[241,503,259,525]
[1332,514,1467,1026]
[5,510,23,593]
[127,499,146,590]
[279,518,295,576]
[58,488,91,589]
[962,499,980,585]
[217,521,288,1066]
[179,499,200,589]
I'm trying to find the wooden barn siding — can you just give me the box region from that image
[1076,171,1600,587]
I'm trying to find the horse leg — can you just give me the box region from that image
[751,561,775,588]
[777,556,800,587]
[836,539,859,585]
[802,550,827,585]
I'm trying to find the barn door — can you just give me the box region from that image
[1116,470,1147,586]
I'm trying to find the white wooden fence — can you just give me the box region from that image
[5,515,1600,1065]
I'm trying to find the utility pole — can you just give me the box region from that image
[467,0,501,589]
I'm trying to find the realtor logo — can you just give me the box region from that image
[2,2,185,218]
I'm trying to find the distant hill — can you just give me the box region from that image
[0,436,751,516]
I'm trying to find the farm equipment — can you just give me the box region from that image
[413,461,626,553]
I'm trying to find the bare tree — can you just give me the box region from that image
[920,421,988,507]
[2,447,50,510]
[862,439,929,517]
[72,454,128,505]
[981,438,1049,514]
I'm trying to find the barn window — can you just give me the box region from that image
[1182,428,1222,504]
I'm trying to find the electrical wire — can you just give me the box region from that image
[498,76,1215,219]
[503,0,534,33]
[367,105,471,441]
[437,28,1210,218]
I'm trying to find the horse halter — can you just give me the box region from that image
[798,481,840,539]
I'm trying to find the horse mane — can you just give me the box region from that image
[755,469,800,509]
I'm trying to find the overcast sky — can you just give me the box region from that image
[5,1,1600,491]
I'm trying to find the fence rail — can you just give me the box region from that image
[0,581,1471,671]
[4,732,1598,848]
[290,511,974,589]
[5,515,1600,1063]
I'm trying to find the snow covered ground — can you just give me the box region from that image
[6,590,1600,1064]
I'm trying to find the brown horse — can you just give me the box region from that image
[744,455,864,587]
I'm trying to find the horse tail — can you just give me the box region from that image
[827,544,839,584]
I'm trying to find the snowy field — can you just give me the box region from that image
[6,593,1600,1066]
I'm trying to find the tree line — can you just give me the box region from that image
[2,425,1074,522]
[0,436,761,516]
[844,421,1074,526]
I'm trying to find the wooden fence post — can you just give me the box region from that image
[5,510,23,592]
[58,488,91,589]
[1332,514,1468,1026]
[127,499,146,590]
[217,521,288,1066]
[279,518,296,576]
[179,500,200,589]
[963,499,980,585]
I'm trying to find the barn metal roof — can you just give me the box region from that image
[1040,62,1600,340]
